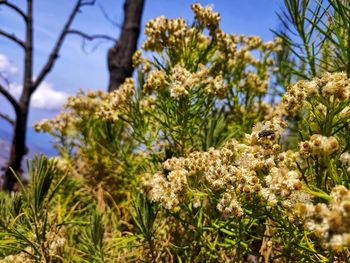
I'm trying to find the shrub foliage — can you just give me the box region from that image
[1,1,350,262]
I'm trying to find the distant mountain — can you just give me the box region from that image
[0,123,12,141]
[0,122,58,168]
[0,138,10,167]
[0,123,12,167]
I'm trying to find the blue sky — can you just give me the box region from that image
[0,0,282,158]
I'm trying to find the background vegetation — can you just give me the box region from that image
[1,0,350,262]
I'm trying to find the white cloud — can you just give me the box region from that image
[8,82,22,96]
[10,81,70,110]
[0,53,69,110]
[32,82,69,110]
[0,53,18,76]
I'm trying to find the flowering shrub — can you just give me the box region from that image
[1,2,350,262]
[34,2,281,207]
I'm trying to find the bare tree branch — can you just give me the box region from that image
[0,73,11,89]
[0,29,25,48]
[32,0,95,91]
[67,29,116,41]
[98,3,122,28]
[0,112,15,126]
[0,0,27,22]
[2,0,99,191]
[80,0,96,7]
[0,83,20,116]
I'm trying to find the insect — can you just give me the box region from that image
[258,130,275,139]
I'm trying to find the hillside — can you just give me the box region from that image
[0,123,57,168]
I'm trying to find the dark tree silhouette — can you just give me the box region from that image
[107,0,145,91]
[0,0,95,191]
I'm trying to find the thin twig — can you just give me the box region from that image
[67,30,116,42]
[0,112,15,126]
[0,0,27,21]
[0,83,20,116]
[32,0,96,91]
[0,29,25,48]
[80,0,96,7]
[0,73,11,89]
[98,3,122,28]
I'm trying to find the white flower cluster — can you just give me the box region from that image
[170,64,193,98]
[143,63,227,99]
[0,231,66,263]
[296,185,350,248]
[1,248,33,263]
[142,170,189,210]
[262,167,304,208]
[283,72,350,117]
[97,78,135,121]
[191,3,220,33]
[35,79,135,134]
[299,134,339,158]
[142,16,187,52]
[34,112,77,136]
[340,152,350,175]
[142,117,309,216]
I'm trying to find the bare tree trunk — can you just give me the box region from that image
[107,0,145,91]
[4,86,33,191]
[4,105,29,190]
[2,0,33,191]
[0,0,95,191]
